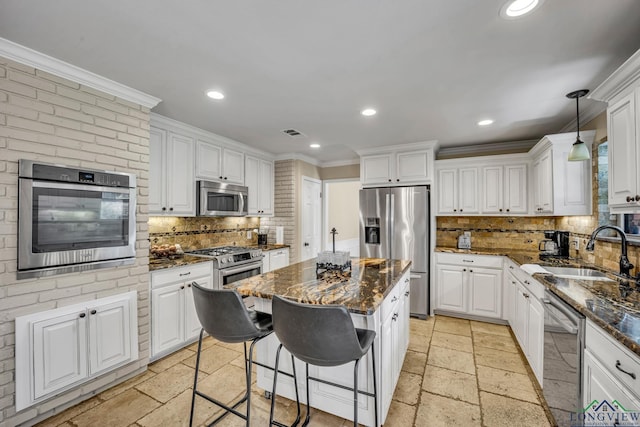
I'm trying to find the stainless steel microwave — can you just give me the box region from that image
[197,181,248,216]
[18,160,137,279]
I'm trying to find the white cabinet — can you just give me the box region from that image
[150,262,213,359]
[436,167,480,215]
[245,155,274,216]
[16,292,138,411]
[358,142,437,187]
[149,126,195,215]
[482,164,528,214]
[262,248,290,273]
[434,253,502,319]
[529,132,594,216]
[590,49,640,212]
[196,139,245,185]
[583,349,640,414]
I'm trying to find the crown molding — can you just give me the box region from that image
[437,139,537,159]
[274,153,321,166]
[590,48,640,102]
[355,140,439,157]
[320,159,360,168]
[0,37,161,108]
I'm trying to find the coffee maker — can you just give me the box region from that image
[539,230,570,258]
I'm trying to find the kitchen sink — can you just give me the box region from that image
[541,266,614,281]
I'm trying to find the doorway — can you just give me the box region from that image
[322,179,361,256]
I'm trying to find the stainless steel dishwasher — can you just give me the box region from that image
[542,289,586,427]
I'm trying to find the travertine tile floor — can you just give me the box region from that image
[35,315,552,427]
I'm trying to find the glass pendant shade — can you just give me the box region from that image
[568,140,590,161]
[566,89,590,162]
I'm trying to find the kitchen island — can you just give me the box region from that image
[230,257,412,426]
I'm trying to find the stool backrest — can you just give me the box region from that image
[191,282,263,343]
[271,295,364,367]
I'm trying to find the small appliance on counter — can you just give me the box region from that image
[457,232,471,249]
[539,230,570,259]
[257,233,268,245]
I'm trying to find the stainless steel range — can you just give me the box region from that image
[187,246,263,289]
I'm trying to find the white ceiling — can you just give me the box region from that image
[1,1,640,164]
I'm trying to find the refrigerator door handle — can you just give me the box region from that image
[389,193,395,260]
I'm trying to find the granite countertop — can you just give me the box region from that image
[435,246,640,357]
[249,244,290,251]
[229,257,412,315]
[149,255,212,272]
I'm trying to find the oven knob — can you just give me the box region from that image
[221,258,227,264]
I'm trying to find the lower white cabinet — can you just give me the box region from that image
[434,253,503,319]
[150,262,213,359]
[262,248,290,273]
[15,291,138,411]
[583,349,640,414]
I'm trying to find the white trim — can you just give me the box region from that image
[320,159,360,168]
[0,37,161,108]
[437,139,537,159]
[355,140,439,156]
[275,152,321,166]
[590,48,640,102]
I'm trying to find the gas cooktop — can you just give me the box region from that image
[188,246,257,257]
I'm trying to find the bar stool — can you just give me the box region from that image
[189,283,273,427]
[268,295,378,427]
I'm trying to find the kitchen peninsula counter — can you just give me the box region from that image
[230,257,412,426]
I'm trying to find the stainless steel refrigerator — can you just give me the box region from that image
[359,186,430,318]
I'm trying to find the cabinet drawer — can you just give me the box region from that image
[504,261,545,300]
[151,261,212,288]
[586,320,640,398]
[436,253,503,269]
[381,283,403,322]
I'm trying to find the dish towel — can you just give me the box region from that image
[520,264,549,275]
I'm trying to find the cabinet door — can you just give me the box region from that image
[534,151,553,213]
[468,267,502,319]
[361,154,393,186]
[514,283,529,349]
[482,166,503,214]
[504,164,528,214]
[435,265,466,312]
[149,127,167,214]
[32,311,88,399]
[151,284,184,357]
[400,278,411,354]
[527,296,544,383]
[380,314,394,417]
[167,133,195,215]
[583,349,640,414]
[196,139,222,180]
[245,155,260,215]
[262,255,271,274]
[270,249,289,271]
[458,167,479,214]
[437,169,458,214]
[88,298,132,375]
[222,148,245,184]
[184,276,212,341]
[258,159,274,215]
[608,93,637,207]
[396,149,432,183]
[503,272,517,325]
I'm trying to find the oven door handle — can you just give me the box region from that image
[32,180,131,194]
[220,263,261,277]
[542,296,580,334]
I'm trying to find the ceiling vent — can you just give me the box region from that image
[282,129,306,138]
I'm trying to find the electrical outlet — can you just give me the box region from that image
[572,237,580,250]
[247,231,252,239]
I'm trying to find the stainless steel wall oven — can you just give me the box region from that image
[18,160,137,278]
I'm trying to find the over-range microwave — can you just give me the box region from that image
[18,160,137,279]
[197,180,248,216]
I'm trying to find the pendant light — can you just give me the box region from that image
[566,89,591,161]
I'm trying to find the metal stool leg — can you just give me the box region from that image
[189,329,205,427]
[302,363,311,426]
[353,358,360,427]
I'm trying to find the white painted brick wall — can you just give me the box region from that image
[0,56,150,427]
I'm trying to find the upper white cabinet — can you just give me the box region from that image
[529,132,594,216]
[358,142,437,187]
[15,292,138,411]
[149,126,195,216]
[590,48,640,213]
[482,163,528,214]
[436,154,528,216]
[436,167,480,215]
[245,155,274,216]
[196,140,244,185]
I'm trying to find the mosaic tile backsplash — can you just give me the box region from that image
[148,216,261,251]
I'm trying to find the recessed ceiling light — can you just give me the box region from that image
[478,119,494,126]
[310,143,321,149]
[500,0,543,19]
[206,90,225,100]
[361,108,377,117]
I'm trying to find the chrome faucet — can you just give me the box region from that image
[586,225,634,277]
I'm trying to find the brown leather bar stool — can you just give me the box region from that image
[189,283,273,427]
[268,295,378,427]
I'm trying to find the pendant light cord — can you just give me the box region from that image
[576,95,580,141]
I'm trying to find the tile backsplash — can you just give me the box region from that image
[149,216,261,250]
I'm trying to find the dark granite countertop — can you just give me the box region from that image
[248,244,290,252]
[229,258,412,315]
[435,246,640,357]
[149,255,212,272]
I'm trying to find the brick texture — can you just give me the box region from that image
[0,56,150,426]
